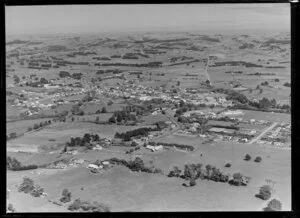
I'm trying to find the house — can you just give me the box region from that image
[93,144,103,150]
[87,164,100,170]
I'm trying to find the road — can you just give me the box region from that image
[248,122,278,144]
[150,111,182,141]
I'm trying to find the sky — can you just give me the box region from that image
[5,4,290,36]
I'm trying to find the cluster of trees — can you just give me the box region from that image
[18,177,44,197]
[7,156,38,171]
[96,107,107,114]
[96,69,122,75]
[261,81,269,86]
[7,132,18,140]
[167,163,251,187]
[108,110,137,124]
[115,127,155,141]
[125,146,141,154]
[71,104,84,116]
[214,88,249,104]
[68,198,110,212]
[60,189,72,203]
[27,120,51,132]
[108,157,162,174]
[58,71,82,80]
[216,88,290,112]
[66,133,101,147]
[25,77,49,87]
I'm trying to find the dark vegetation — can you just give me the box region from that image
[247,72,275,76]
[255,185,272,200]
[244,154,252,161]
[18,177,44,197]
[7,156,38,171]
[95,61,162,68]
[68,199,110,212]
[167,163,250,187]
[28,120,52,131]
[254,156,262,163]
[66,133,101,147]
[108,157,162,174]
[284,82,291,87]
[211,61,264,68]
[96,69,122,75]
[115,127,156,141]
[263,199,282,211]
[60,189,72,203]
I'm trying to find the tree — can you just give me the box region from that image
[7,203,16,212]
[30,185,44,197]
[116,114,122,123]
[189,178,196,187]
[173,166,182,177]
[108,116,116,123]
[225,163,231,168]
[18,177,35,193]
[177,81,180,86]
[101,107,107,113]
[256,185,272,200]
[260,88,263,94]
[107,100,113,106]
[9,132,17,139]
[95,116,100,124]
[205,164,212,179]
[256,84,260,90]
[13,75,20,84]
[60,188,72,203]
[264,199,282,211]
[244,154,252,161]
[232,173,244,186]
[254,156,262,163]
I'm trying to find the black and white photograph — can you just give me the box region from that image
[5,3,291,212]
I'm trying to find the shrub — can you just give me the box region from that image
[189,178,196,187]
[101,107,107,113]
[60,188,72,203]
[256,185,272,200]
[244,154,251,161]
[231,173,245,186]
[224,163,231,168]
[264,199,282,211]
[107,100,113,106]
[7,203,16,212]
[30,185,44,197]
[68,198,110,212]
[27,127,33,131]
[18,177,35,193]
[254,156,262,163]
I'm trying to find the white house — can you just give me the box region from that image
[87,164,99,170]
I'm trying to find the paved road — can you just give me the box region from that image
[248,122,278,144]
